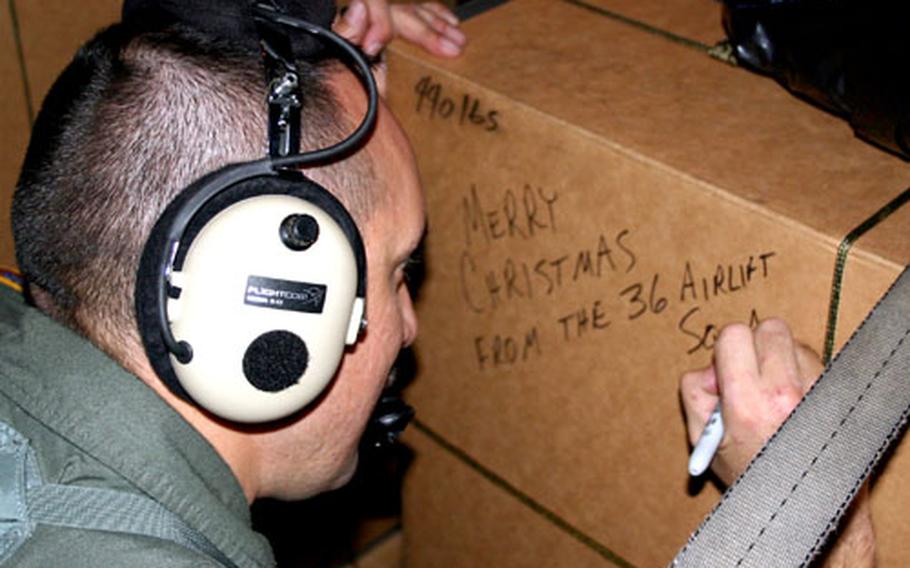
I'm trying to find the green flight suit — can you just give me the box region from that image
[0,286,275,567]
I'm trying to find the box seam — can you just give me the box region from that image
[7,0,33,127]
[823,187,910,362]
[559,0,714,54]
[411,419,638,568]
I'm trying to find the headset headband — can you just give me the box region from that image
[154,4,379,363]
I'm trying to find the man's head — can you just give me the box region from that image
[12,14,424,499]
[15,23,367,359]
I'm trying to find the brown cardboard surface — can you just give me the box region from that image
[403,427,617,567]
[0,4,30,267]
[3,0,118,267]
[569,0,724,47]
[14,0,120,111]
[387,0,910,565]
[395,0,910,269]
[352,530,402,568]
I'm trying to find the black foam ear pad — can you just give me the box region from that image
[243,330,309,392]
[136,193,195,402]
[135,168,366,415]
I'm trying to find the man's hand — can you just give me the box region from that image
[334,0,466,58]
[680,318,818,485]
[680,318,875,567]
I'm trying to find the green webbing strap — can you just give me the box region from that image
[672,265,910,567]
[0,419,237,567]
[27,484,237,568]
[823,187,910,364]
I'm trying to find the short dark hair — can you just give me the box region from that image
[12,22,376,355]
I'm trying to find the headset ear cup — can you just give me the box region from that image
[136,171,367,423]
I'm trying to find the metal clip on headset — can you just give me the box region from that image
[267,72,301,158]
[258,12,303,159]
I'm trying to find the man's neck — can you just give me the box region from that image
[127,357,263,504]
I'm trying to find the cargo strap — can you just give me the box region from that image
[0,422,236,567]
[671,265,910,567]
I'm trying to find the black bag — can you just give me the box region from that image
[723,0,910,160]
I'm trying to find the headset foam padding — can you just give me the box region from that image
[243,329,309,391]
[136,170,366,422]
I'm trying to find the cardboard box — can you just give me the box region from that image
[351,530,402,568]
[387,0,910,566]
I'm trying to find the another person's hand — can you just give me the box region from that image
[334,0,466,59]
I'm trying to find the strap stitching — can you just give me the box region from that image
[0,378,258,567]
[673,268,910,566]
[735,325,910,566]
[800,384,910,565]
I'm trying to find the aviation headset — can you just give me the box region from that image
[135,2,377,423]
